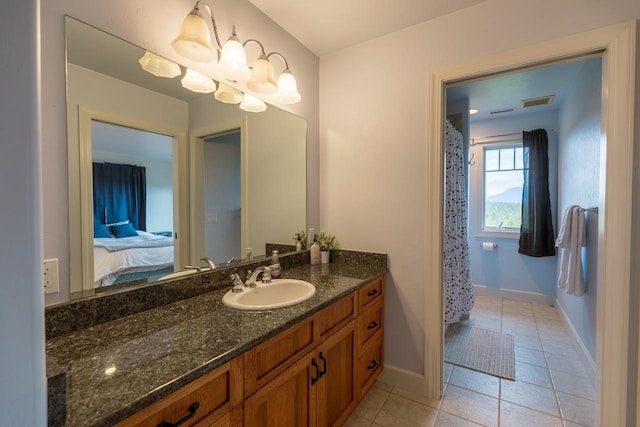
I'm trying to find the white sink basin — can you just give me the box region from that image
[222,279,316,310]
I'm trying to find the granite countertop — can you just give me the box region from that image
[46,263,386,426]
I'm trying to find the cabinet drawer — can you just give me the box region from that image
[357,337,383,397]
[116,357,243,427]
[357,300,383,353]
[195,404,242,427]
[314,292,356,343]
[244,316,315,397]
[358,277,384,311]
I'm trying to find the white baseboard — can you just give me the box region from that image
[377,364,427,397]
[555,299,597,378]
[473,284,556,306]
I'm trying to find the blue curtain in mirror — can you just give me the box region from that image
[519,129,555,256]
[93,162,147,231]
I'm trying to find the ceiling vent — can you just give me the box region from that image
[521,95,555,109]
[489,108,515,115]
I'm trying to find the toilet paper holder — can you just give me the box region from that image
[480,242,497,249]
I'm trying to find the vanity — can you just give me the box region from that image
[47,14,386,426]
[46,252,387,426]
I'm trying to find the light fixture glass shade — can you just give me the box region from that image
[138,51,181,78]
[275,70,301,104]
[247,56,277,94]
[217,34,252,81]
[240,94,267,112]
[214,83,243,104]
[181,69,217,93]
[171,9,216,62]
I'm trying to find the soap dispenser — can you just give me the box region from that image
[310,235,320,265]
[270,250,282,279]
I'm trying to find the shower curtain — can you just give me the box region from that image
[444,121,474,324]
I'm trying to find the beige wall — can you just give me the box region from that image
[319,0,640,375]
[41,0,319,305]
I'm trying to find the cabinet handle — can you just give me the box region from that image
[367,289,378,297]
[311,358,320,385]
[157,402,200,427]
[366,360,378,371]
[318,352,327,378]
[367,321,378,330]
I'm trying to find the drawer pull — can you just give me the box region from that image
[366,360,378,371]
[367,289,378,297]
[318,352,327,378]
[367,321,378,330]
[157,401,200,427]
[311,358,320,385]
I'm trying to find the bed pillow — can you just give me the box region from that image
[94,222,112,238]
[110,222,138,238]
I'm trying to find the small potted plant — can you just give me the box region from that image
[316,231,338,264]
[293,230,306,251]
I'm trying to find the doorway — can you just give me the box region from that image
[424,21,636,426]
[70,107,188,294]
[189,119,249,266]
[91,120,176,288]
[441,55,602,425]
[203,130,242,263]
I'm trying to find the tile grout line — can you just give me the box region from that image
[369,385,393,426]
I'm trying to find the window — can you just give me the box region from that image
[482,144,525,233]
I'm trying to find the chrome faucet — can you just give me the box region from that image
[245,266,272,287]
[200,257,217,269]
[230,273,244,293]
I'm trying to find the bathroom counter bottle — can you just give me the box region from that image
[310,235,320,265]
[270,250,282,278]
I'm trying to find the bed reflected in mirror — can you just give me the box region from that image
[92,121,176,288]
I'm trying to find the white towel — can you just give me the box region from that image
[556,206,585,296]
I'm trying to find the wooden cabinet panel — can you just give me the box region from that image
[244,351,316,427]
[116,357,243,427]
[357,299,383,354]
[358,278,383,311]
[314,292,356,343]
[357,336,383,397]
[244,317,315,397]
[316,321,356,427]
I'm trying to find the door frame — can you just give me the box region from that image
[71,107,188,292]
[424,21,636,425]
[189,118,249,265]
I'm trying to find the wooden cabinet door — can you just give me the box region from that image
[315,320,356,427]
[244,350,317,427]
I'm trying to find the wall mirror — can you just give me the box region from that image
[65,16,307,298]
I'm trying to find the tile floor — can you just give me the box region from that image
[345,295,597,427]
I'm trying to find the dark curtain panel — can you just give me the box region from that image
[519,129,555,257]
[93,162,147,231]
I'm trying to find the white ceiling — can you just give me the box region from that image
[247,0,489,56]
[92,121,173,162]
[248,1,599,123]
